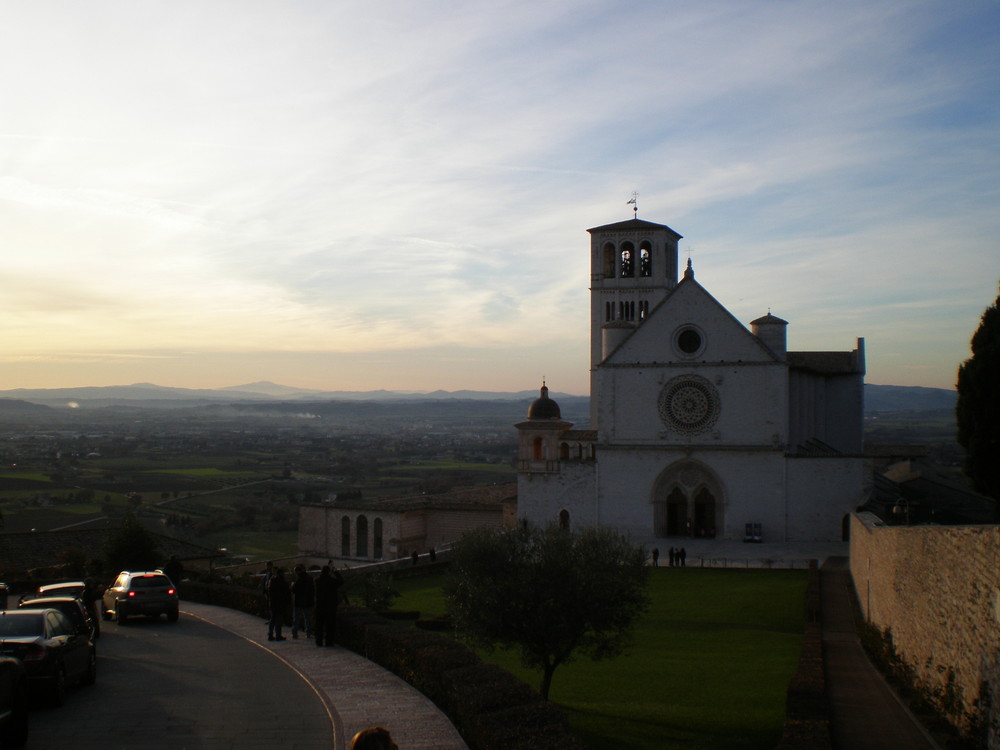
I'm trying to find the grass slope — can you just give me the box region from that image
[392,567,806,750]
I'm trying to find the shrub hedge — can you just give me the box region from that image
[774,561,832,750]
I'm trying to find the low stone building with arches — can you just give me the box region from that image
[516,216,871,543]
[298,484,516,563]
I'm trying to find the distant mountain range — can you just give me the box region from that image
[0,381,956,414]
[0,380,565,408]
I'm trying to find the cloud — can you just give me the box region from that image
[0,0,997,390]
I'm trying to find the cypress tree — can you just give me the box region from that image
[956,284,1000,518]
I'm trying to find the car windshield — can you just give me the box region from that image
[20,600,74,616]
[0,614,43,637]
[130,576,170,589]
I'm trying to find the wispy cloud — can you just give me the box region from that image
[0,0,996,391]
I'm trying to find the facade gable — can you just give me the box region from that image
[603,277,779,367]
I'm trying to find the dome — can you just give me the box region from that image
[527,383,561,420]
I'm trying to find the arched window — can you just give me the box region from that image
[532,436,545,461]
[341,517,351,557]
[620,242,634,277]
[606,301,614,322]
[559,442,569,460]
[602,243,616,278]
[356,515,369,557]
[559,509,570,530]
[639,300,649,320]
[373,518,383,559]
[639,241,652,277]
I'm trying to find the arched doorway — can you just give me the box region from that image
[651,460,726,538]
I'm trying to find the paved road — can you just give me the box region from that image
[26,614,335,750]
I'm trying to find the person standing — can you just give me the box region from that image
[290,565,315,640]
[314,565,344,647]
[164,556,184,586]
[266,568,291,641]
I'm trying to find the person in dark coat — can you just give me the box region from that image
[163,556,184,586]
[291,565,315,640]
[314,565,344,647]
[266,568,291,641]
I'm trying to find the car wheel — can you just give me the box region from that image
[117,609,128,624]
[49,668,67,707]
[167,609,179,623]
[0,680,29,748]
[81,650,97,686]
[101,607,111,621]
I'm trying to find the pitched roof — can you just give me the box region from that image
[586,218,683,238]
[307,483,517,513]
[787,351,861,375]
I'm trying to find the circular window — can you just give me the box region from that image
[677,328,701,353]
[658,375,720,434]
[673,325,705,358]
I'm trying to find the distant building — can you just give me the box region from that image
[516,217,871,543]
[298,484,516,562]
[863,460,996,526]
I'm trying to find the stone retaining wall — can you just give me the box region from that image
[850,513,999,745]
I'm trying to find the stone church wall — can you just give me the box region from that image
[786,457,871,541]
[850,513,1000,744]
[517,463,597,529]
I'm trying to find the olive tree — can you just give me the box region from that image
[102,511,161,573]
[445,523,650,700]
[956,284,1000,517]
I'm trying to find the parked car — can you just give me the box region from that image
[102,571,179,623]
[18,597,97,642]
[36,581,86,599]
[0,609,96,706]
[19,580,102,639]
[0,655,28,748]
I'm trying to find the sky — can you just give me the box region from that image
[2,1,997,395]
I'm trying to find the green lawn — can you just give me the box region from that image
[391,567,806,750]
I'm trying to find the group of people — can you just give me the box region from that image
[651,546,687,567]
[261,561,345,646]
[261,565,399,749]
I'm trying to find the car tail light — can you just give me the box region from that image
[167,588,176,596]
[22,644,46,662]
[128,591,136,597]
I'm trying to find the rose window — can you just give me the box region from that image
[658,376,720,434]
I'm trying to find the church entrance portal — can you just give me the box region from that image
[652,461,724,538]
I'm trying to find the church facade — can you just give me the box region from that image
[516,217,871,543]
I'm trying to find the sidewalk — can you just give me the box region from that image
[820,558,941,750]
[181,601,468,750]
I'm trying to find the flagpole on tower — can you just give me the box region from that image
[627,191,639,218]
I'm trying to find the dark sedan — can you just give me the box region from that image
[17,596,97,641]
[0,610,96,706]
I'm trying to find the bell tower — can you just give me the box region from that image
[586,217,683,425]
